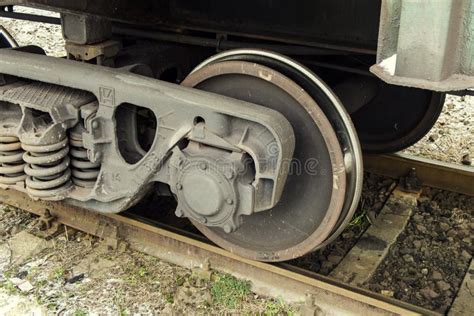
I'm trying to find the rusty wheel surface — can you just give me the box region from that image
[181,50,362,261]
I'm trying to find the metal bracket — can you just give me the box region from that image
[66,40,121,61]
[191,258,213,281]
[35,209,61,240]
[399,168,422,193]
[95,221,119,250]
[371,0,474,92]
[61,13,112,45]
[299,294,323,316]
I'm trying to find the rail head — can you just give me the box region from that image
[364,153,474,196]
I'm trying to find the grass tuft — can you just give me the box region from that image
[211,273,251,309]
[74,309,88,316]
[349,199,372,227]
[264,297,294,315]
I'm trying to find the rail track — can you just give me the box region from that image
[0,153,472,315]
[364,153,474,196]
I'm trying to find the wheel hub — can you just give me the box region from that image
[171,141,254,233]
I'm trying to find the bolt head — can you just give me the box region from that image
[175,209,183,217]
[223,224,232,233]
[200,162,207,170]
[305,294,315,307]
[225,170,234,179]
[176,183,182,190]
[226,199,233,205]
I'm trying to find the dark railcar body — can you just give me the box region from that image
[1,0,381,53]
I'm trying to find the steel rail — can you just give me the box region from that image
[364,153,474,196]
[126,212,438,316]
[0,188,433,315]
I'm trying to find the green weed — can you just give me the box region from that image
[211,273,251,309]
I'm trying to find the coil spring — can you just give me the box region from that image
[0,136,26,185]
[70,131,100,188]
[22,137,72,198]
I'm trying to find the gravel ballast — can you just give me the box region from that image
[0,7,65,57]
[365,188,473,313]
[403,94,473,166]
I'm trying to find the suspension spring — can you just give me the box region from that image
[22,137,72,199]
[69,131,100,188]
[0,136,26,185]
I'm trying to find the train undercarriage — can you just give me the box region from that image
[0,0,472,261]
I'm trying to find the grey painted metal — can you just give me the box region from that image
[371,0,474,92]
[0,49,295,235]
[169,141,257,233]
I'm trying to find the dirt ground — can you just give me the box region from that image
[0,205,296,315]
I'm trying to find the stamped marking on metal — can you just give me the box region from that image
[99,86,115,106]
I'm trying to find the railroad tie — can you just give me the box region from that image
[330,187,419,286]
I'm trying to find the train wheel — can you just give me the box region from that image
[0,26,18,48]
[181,49,363,261]
[350,85,445,154]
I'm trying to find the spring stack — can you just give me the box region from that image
[69,130,100,188]
[22,136,72,199]
[0,135,26,186]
